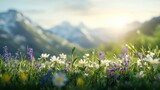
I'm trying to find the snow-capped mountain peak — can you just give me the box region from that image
[48,21,97,48]
[0,9,43,35]
[0,9,24,23]
[48,22,90,39]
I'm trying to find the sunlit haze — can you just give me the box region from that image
[0,0,160,29]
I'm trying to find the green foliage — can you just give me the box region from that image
[0,46,160,90]
[154,25,160,37]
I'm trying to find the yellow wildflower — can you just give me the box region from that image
[19,72,27,81]
[2,73,10,83]
[76,77,84,87]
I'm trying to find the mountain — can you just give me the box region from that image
[47,22,101,48]
[123,16,160,49]
[0,9,81,57]
[138,16,160,35]
[125,21,141,31]
[125,16,160,38]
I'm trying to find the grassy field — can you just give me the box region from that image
[0,45,160,90]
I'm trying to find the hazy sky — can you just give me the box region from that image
[0,0,160,29]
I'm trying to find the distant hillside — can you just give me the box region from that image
[124,16,160,49]
[0,9,82,57]
[139,16,160,35]
[125,16,160,36]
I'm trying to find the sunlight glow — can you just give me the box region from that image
[107,14,132,29]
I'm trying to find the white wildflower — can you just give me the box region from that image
[40,53,50,59]
[53,73,67,87]
[144,62,148,66]
[84,73,89,77]
[79,59,87,65]
[50,56,60,63]
[149,59,160,65]
[83,54,90,59]
[135,71,145,78]
[146,54,151,58]
[101,60,111,67]
[144,55,160,69]
[39,63,45,69]
[150,52,155,57]
[59,53,67,60]
[89,63,99,69]
[118,59,123,64]
[85,54,90,57]
[137,59,142,67]
[59,60,65,65]
[148,66,151,70]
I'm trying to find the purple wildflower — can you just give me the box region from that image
[44,74,50,78]
[113,63,117,67]
[107,68,120,79]
[107,69,114,77]
[35,63,41,69]
[123,67,128,70]
[121,55,130,73]
[27,48,34,61]
[124,59,129,66]
[107,62,120,78]
[40,73,52,85]
[40,77,45,85]
[119,46,127,58]
[107,69,114,73]
[2,46,12,62]
[114,67,120,71]
[47,70,52,73]
[109,63,113,67]
[121,67,128,74]
[98,51,105,60]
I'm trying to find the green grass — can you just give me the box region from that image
[0,46,160,90]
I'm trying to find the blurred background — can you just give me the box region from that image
[0,0,160,57]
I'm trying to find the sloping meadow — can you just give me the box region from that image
[0,45,160,90]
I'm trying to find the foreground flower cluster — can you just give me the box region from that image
[0,46,160,90]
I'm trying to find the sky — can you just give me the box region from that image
[0,0,160,29]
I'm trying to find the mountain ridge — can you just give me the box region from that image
[47,21,101,48]
[0,9,82,57]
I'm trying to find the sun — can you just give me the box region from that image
[107,14,132,29]
[114,18,128,28]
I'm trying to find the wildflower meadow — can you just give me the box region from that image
[0,45,160,90]
[1,0,160,90]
